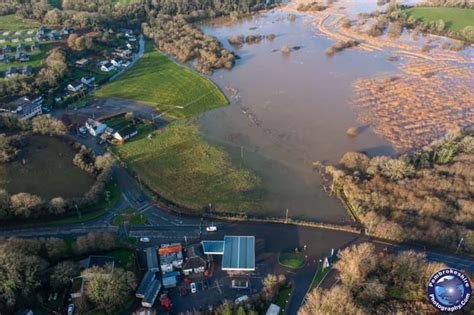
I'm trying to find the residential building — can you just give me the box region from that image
[158,244,183,272]
[85,119,107,137]
[2,45,12,53]
[100,62,114,72]
[1,96,43,120]
[80,75,95,85]
[67,81,84,92]
[113,126,138,142]
[111,59,123,67]
[22,65,32,76]
[183,244,208,275]
[76,58,88,67]
[5,67,17,78]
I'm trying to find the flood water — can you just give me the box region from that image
[194,4,403,223]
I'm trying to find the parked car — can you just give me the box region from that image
[67,304,75,315]
[206,226,217,232]
[190,282,197,294]
[178,286,188,296]
[235,295,249,305]
[139,237,150,243]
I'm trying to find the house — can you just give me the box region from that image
[1,96,43,120]
[128,36,137,42]
[136,271,156,299]
[100,62,114,72]
[37,26,46,35]
[75,58,88,67]
[183,244,208,275]
[5,67,18,78]
[159,244,183,273]
[0,54,5,63]
[122,60,131,68]
[85,119,107,137]
[3,45,12,53]
[113,126,138,142]
[67,81,84,92]
[126,43,133,50]
[142,280,162,308]
[16,44,25,53]
[31,42,39,51]
[81,75,95,85]
[22,65,33,76]
[111,59,123,67]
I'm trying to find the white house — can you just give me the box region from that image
[85,118,107,137]
[67,81,84,92]
[81,75,95,85]
[100,62,114,72]
[110,59,123,67]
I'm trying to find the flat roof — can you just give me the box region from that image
[201,241,224,255]
[222,236,255,271]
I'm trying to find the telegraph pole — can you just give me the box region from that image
[285,208,289,224]
[455,237,464,254]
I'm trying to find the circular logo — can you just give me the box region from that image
[427,268,472,312]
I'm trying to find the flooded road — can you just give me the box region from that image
[194,7,398,223]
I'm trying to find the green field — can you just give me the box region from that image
[95,42,228,119]
[0,43,51,73]
[0,15,39,31]
[112,122,263,213]
[278,252,306,269]
[404,7,474,32]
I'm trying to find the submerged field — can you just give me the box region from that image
[0,135,94,200]
[404,7,474,32]
[95,42,228,119]
[112,123,263,213]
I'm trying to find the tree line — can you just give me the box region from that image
[321,129,474,253]
[0,233,136,314]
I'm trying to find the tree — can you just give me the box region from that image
[299,285,364,315]
[50,197,67,214]
[44,237,68,261]
[84,267,137,314]
[10,193,43,218]
[0,189,10,218]
[31,115,67,136]
[50,261,79,290]
[335,243,377,289]
[339,152,370,172]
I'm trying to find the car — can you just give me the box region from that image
[67,304,75,315]
[178,286,188,296]
[206,226,217,232]
[139,237,150,243]
[190,282,197,294]
[234,295,249,305]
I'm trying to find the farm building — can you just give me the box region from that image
[85,119,107,137]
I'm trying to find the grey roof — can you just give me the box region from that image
[222,236,255,271]
[201,241,224,254]
[142,280,161,306]
[136,270,156,298]
[162,275,177,287]
[145,247,159,271]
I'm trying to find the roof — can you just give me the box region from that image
[142,280,162,306]
[201,241,225,255]
[144,247,159,271]
[266,304,281,315]
[136,270,156,297]
[162,275,177,287]
[117,126,137,136]
[222,236,255,271]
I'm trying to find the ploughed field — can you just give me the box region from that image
[95,42,228,119]
[0,135,94,200]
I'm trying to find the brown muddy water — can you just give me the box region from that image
[0,135,95,200]
[194,7,402,223]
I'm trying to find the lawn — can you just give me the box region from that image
[112,208,148,226]
[0,14,39,32]
[404,7,474,32]
[95,42,228,119]
[112,122,263,213]
[278,252,306,269]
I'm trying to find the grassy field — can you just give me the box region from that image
[112,122,263,213]
[404,7,474,32]
[95,42,228,119]
[278,252,306,269]
[0,15,39,32]
[112,208,148,226]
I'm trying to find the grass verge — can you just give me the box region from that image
[278,252,306,269]
[275,283,292,311]
[309,261,332,290]
[112,122,263,213]
[404,7,474,32]
[112,208,148,226]
[95,42,228,119]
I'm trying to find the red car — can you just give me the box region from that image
[179,286,188,296]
